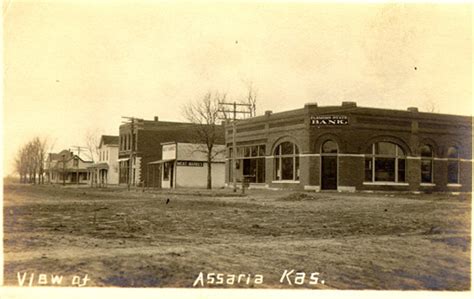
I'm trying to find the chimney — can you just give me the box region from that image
[407,107,418,112]
[304,102,318,109]
[265,110,272,116]
[154,116,159,121]
[342,101,357,107]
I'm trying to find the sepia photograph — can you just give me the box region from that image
[1,0,472,298]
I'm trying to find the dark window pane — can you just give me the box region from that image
[256,158,265,183]
[251,146,258,157]
[322,140,338,153]
[397,159,405,182]
[420,145,433,157]
[294,145,299,155]
[421,159,432,183]
[447,161,459,183]
[374,158,395,181]
[258,145,265,157]
[244,147,251,157]
[447,147,459,159]
[243,159,256,183]
[375,142,396,156]
[281,157,294,180]
[281,142,294,155]
[365,158,372,181]
[295,157,300,180]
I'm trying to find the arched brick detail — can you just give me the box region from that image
[362,135,412,156]
[312,133,344,153]
[270,135,302,155]
[418,137,439,157]
[442,140,464,158]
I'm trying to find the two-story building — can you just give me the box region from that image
[118,116,225,187]
[88,135,119,186]
[44,149,93,184]
[225,102,472,192]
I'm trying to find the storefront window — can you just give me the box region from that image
[420,145,433,183]
[365,142,405,183]
[231,144,266,183]
[447,146,459,184]
[274,142,300,181]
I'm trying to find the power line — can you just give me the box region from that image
[217,101,253,192]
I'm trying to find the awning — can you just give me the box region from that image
[87,163,109,170]
[117,158,130,162]
[148,159,175,165]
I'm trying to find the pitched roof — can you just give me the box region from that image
[101,135,119,146]
[48,150,73,161]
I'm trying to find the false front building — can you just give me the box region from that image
[225,102,472,192]
[88,135,119,186]
[118,116,224,187]
[147,142,226,189]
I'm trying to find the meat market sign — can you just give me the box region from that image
[310,115,348,126]
[177,161,204,167]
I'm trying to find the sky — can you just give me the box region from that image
[2,1,472,176]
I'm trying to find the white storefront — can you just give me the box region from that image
[149,142,225,189]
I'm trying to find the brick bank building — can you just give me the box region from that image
[225,102,472,192]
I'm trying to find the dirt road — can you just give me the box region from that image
[3,184,471,289]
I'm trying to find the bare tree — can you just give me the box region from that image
[14,137,49,184]
[422,99,439,113]
[14,146,28,183]
[243,81,258,117]
[32,137,49,184]
[84,129,101,162]
[182,92,226,189]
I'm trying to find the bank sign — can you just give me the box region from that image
[310,115,348,126]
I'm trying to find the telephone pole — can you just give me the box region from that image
[122,117,141,191]
[62,154,66,186]
[218,101,253,192]
[71,146,88,186]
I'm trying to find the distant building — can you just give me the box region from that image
[118,116,225,187]
[88,135,119,186]
[148,142,226,189]
[225,102,472,192]
[44,149,93,184]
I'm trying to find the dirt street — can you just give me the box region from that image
[2,184,471,289]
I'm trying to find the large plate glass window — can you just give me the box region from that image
[447,146,460,184]
[365,142,406,183]
[274,142,300,181]
[420,145,433,183]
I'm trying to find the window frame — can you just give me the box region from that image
[365,142,406,183]
[273,142,300,182]
[447,146,460,184]
[420,144,434,184]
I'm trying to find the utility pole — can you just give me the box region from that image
[122,117,141,191]
[62,154,66,186]
[218,101,253,192]
[71,146,88,186]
